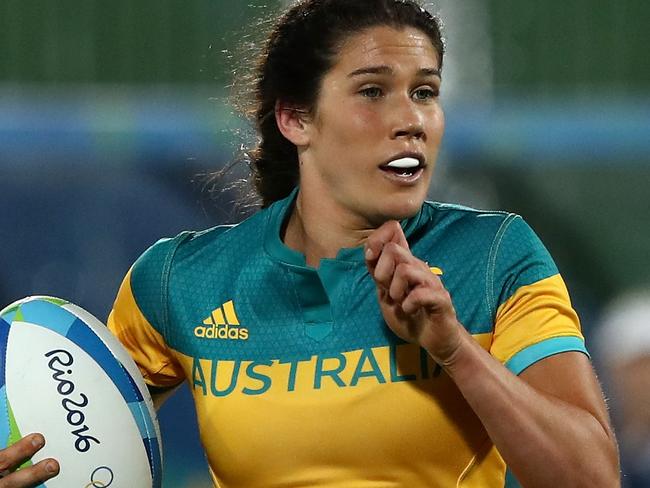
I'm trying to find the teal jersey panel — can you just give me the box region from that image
[129,235,175,336]
[504,467,522,487]
[405,203,514,334]
[490,214,559,316]
[129,192,565,361]
[168,210,392,361]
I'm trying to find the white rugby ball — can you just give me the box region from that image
[0,296,162,488]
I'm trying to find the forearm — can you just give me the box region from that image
[438,330,619,488]
[363,221,619,485]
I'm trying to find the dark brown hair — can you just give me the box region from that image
[237,0,444,207]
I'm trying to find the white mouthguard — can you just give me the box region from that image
[386,157,420,169]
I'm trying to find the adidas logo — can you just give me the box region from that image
[194,300,249,340]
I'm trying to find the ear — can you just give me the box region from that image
[275,100,311,146]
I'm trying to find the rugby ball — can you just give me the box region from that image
[0,296,162,487]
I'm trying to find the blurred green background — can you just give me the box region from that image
[2,1,649,486]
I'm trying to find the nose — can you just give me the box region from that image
[392,123,425,140]
[390,97,426,141]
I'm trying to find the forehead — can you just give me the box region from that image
[333,25,440,72]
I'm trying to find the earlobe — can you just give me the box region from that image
[275,100,311,146]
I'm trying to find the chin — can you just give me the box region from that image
[369,198,424,226]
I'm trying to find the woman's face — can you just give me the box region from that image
[298,25,445,226]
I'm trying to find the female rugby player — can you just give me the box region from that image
[2,1,619,486]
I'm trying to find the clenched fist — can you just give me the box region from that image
[364,220,464,366]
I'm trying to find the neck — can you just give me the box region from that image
[283,191,375,268]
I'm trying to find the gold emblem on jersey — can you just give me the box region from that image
[195,300,249,340]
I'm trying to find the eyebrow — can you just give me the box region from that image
[347,65,441,78]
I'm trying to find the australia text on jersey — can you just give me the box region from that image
[195,300,249,340]
[191,343,444,397]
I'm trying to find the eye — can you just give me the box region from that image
[412,86,439,101]
[359,86,383,99]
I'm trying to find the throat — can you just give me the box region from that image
[283,198,372,268]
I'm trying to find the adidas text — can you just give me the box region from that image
[194,323,249,340]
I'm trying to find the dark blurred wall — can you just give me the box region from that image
[0,0,283,84]
[3,1,648,88]
[488,0,650,93]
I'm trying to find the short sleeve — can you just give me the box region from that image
[107,237,187,388]
[488,215,588,375]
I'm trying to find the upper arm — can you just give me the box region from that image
[519,351,616,443]
[489,216,588,374]
[107,266,185,388]
[108,234,192,391]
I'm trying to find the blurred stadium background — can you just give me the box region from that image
[2,1,649,486]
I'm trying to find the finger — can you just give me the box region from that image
[372,242,415,288]
[388,260,447,314]
[0,458,59,488]
[0,435,44,474]
[388,262,409,301]
[388,261,433,302]
[402,284,452,316]
[364,221,409,267]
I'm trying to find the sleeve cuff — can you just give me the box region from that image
[504,336,590,375]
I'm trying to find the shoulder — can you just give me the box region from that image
[130,210,268,304]
[425,202,558,283]
[131,225,230,282]
[412,202,559,308]
[417,201,549,255]
[134,210,268,273]
[414,200,516,237]
[409,201,518,254]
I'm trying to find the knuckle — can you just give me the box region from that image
[0,442,27,473]
[16,469,42,487]
[375,250,392,267]
[395,262,409,276]
[411,287,428,302]
[374,271,390,286]
[385,242,399,254]
[366,233,379,247]
[0,473,15,488]
[428,274,444,288]
[0,452,11,472]
[17,461,56,486]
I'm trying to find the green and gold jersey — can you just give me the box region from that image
[108,191,587,488]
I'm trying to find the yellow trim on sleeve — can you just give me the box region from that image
[490,274,583,366]
[107,267,185,387]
